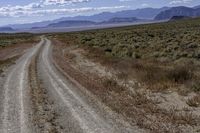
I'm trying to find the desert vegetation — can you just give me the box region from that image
[51,18,200,132]
[0,33,38,74]
[53,18,200,93]
[0,33,37,48]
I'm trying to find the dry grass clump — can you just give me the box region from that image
[187,95,200,107]
[0,56,19,74]
[132,61,195,91]
[167,65,193,83]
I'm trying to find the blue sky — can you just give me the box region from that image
[0,0,199,26]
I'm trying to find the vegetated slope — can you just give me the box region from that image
[60,17,200,60]
[155,6,200,20]
[52,17,200,132]
[54,17,200,100]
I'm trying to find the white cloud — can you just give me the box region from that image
[141,3,150,7]
[119,0,133,2]
[43,0,91,5]
[0,5,126,17]
[0,0,127,18]
[169,0,193,4]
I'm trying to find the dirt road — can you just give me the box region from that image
[0,39,44,133]
[0,37,141,133]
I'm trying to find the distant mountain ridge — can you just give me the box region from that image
[0,27,15,32]
[155,6,200,20]
[58,7,169,22]
[3,5,200,30]
[7,7,169,29]
[44,17,145,28]
[47,20,96,27]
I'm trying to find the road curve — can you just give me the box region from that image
[0,39,43,133]
[0,37,141,133]
[38,38,140,133]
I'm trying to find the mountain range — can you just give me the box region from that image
[155,6,200,20]
[45,17,144,28]
[6,7,169,30]
[0,27,15,32]
[1,5,200,32]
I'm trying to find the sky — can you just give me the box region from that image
[0,0,199,26]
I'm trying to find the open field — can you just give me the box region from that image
[52,18,200,93]
[0,33,38,48]
[0,33,38,74]
[51,18,200,132]
[0,18,200,133]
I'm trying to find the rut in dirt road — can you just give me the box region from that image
[0,39,44,133]
[37,38,141,133]
[0,37,141,133]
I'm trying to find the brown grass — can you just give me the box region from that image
[187,95,200,107]
[52,39,200,133]
[83,47,197,92]
[0,56,19,74]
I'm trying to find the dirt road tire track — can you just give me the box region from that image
[0,39,43,133]
[37,38,142,133]
[0,37,142,133]
[29,40,63,133]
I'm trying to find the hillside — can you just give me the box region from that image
[0,27,15,32]
[53,17,200,133]
[59,7,169,22]
[155,6,200,20]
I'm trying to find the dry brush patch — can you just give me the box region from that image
[0,34,39,74]
[0,33,38,48]
[52,40,200,133]
[0,55,19,74]
[187,94,200,107]
[50,18,200,132]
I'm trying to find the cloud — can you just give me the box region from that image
[43,0,91,5]
[0,0,127,18]
[141,3,150,7]
[0,2,44,17]
[169,0,193,4]
[119,0,133,2]
[0,5,126,17]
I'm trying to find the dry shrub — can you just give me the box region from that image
[102,78,125,93]
[187,95,200,107]
[130,60,195,91]
[52,39,200,133]
[167,65,193,83]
